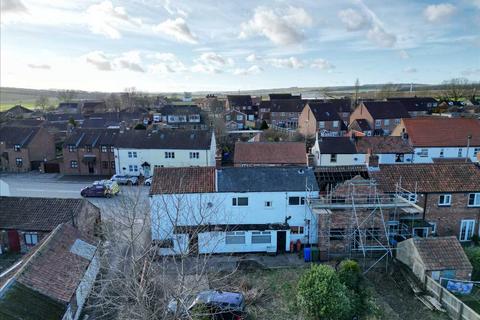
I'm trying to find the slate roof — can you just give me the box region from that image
[387,97,437,112]
[411,236,472,271]
[2,119,45,127]
[402,118,480,147]
[0,126,40,148]
[4,105,33,115]
[86,111,144,121]
[64,128,120,147]
[354,136,413,154]
[234,142,307,165]
[0,197,90,231]
[268,99,305,113]
[370,163,480,193]
[323,99,351,113]
[159,105,202,115]
[361,101,410,119]
[268,93,301,100]
[350,119,372,131]
[227,95,253,107]
[57,102,80,110]
[116,129,213,149]
[217,167,319,192]
[307,102,343,121]
[46,113,84,122]
[150,167,216,194]
[0,224,97,319]
[318,137,357,154]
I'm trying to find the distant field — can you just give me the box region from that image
[0,102,37,112]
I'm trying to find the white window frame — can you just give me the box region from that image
[438,194,452,206]
[460,219,475,242]
[429,222,437,234]
[14,144,21,151]
[288,196,305,206]
[375,119,381,128]
[418,149,429,157]
[101,145,107,153]
[68,145,76,152]
[394,118,401,125]
[474,148,480,158]
[264,201,272,207]
[251,231,272,244]
[225,231,245,245]
[468,193,480,207]
[330,154,337,163]
[319,121,325,129]
[70,160,78,168]
[15,158,23,167]
[165,152,175,159]
[458,148,463,158]
[384,119,390,126]
[24,232,38,246]
[439,149,444,158]
[333,121,339,128]
[189,152,200,159]
[290,226,305,234]
[232,197,248,206]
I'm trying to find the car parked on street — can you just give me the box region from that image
[168,290,245,320]
[81,185,115,198]
[93,180,120,194]
[110,174,138,185]
[144,177,152,186]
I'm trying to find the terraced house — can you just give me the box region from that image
[62,128,119,175]
[0,126,55,172]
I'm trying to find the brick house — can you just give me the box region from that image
[0,196,100,253]
[0,223,100,320]
[226,95,253,111]
[349,101,410,136]
[81,100,107,115]
[371,163,480,241]
[224,109,249,130]
[298,102,346,137]
[391,118,480,163]
[234,142,307,167]
[153,105,207,130]
[62,128,119,175]
[0,126,56,172]
[268,98,305,129]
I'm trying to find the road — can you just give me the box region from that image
[0,172,152,251]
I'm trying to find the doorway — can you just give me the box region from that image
[7,230,20,252]
[88,162,94,174]
[276,231,286,253]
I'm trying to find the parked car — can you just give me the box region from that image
[110,174,138,185]
[168,290,245,320]
[93,180,120,193]
[144,177,152,186]
[81,184,117,198]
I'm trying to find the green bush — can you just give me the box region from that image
[134,123,146,130]
[297,264,352,320]
[260,120,269,130]
[465,247,480,281]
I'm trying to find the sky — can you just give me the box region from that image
[1,0,479,92]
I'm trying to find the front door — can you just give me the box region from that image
[7,230,20,252]
[88,162,94,174]
[276,231,286,253]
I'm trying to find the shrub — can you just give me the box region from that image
[297,264,352,320]
[465,247,480,281]
[134,123,146,130]
[260,120,269,130]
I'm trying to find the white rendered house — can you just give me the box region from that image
[114,129,216,177]
[150,166,319,255]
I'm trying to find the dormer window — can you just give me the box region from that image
[14,144,20,152]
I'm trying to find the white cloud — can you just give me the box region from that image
[113,51,144,73]
[267,57,304,69]
[367,25,397,48]
[1,0,27,13]
[153,17,197,44]
[149,53,186,73]
[233,65,263,76]
[85,51,112,71]
[86,1,141,39]
[239,6,313,46]
[246,53,259,62]
[404,67,417,73]
[398,50,410,59]
[192,52,234,74]
[28,63,51,70]
[424,3,456,23]
[338,8,369,31]
[311,59,335,71]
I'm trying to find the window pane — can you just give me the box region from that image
[237,197,248,206]
[289,197,299,205]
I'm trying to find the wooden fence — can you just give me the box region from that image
[425,276,480,320]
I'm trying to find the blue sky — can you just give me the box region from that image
[1,0,479,92]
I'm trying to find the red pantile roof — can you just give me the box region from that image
[403,118,480,147]
[150,167,216,194]
[355,136,413,154]
[371,163,480,193]
[234,142,307,166]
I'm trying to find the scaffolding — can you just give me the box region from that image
[308,177,422,273]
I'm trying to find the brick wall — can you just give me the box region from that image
[422,192,480,239]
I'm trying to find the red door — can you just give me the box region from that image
[7,230,20,252]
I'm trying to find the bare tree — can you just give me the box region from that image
[354,78,360,109]
[57,89,77,102]
[440,78,476,102]
[35,95,50,112]
[86,185,238,320]
[106,93,122,112]
[122,87,137,111]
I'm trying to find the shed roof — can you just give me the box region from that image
[411,236,472,271]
